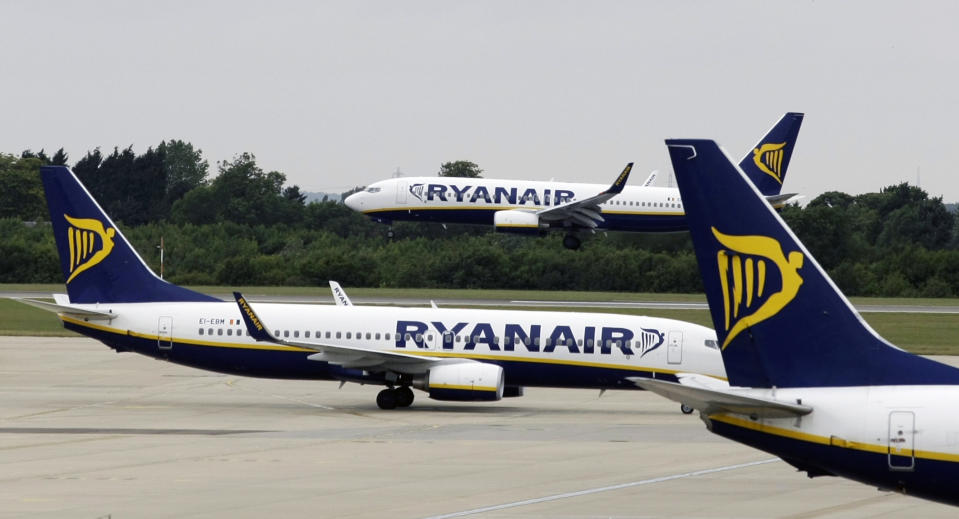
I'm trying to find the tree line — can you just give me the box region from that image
[2,145,959,297]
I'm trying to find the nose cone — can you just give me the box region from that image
[344,192,362,211]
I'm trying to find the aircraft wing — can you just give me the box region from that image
[233,292,468,374]
[12,296,117,319]
[535,162,633,229]
[627,377,813,418]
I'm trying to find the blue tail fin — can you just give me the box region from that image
[666,140,959,388]
[736,112,803,196]
[41,166,218,304]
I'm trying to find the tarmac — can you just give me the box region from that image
[1,336,957,519]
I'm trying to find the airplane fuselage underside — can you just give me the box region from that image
[366,208,690,233]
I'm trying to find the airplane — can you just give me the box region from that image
[631,139,959,506]
[344,113,803,250]
[17,165,726,410]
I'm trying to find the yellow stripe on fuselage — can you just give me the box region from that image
[710,413,959,464]
[58,316,709,377]
[429,383,499,392]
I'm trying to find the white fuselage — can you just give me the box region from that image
[706,385,959,504]
[345,177,688,232]
[61,301,724,388]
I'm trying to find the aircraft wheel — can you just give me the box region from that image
[680,404,694,415]
[562,234,581,250]
[376,388,398,409]
[395,386,415,408]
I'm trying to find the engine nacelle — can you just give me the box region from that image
[493,210,543,235]
[415,363,504,402]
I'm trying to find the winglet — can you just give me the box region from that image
[233,292,275,342]
[603,162,633,195]
[329,281,353,306]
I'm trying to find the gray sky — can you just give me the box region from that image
[4,1,958,201]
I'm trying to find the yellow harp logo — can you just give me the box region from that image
[712,227,803,349]
[64,214,116,283]
[752,142,787,184]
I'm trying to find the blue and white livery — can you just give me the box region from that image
[345,113,803,249]
[633,139,959,506]
[17,166,725,409]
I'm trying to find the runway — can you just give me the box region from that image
[2,337,956,518]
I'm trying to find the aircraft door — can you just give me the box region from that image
[396,182,408,204]
[888,411,915,471]
[667,330,683,364]
[158,316,173,350]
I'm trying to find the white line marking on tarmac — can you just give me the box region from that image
[421,458,779,519]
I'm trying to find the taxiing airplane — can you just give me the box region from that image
[632,139,959,506]
[344,113,803,249]
[18,166,726,409]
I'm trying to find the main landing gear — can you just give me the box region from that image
[680,404,694,415]
[376,386,415,409]
[562,234,582,250]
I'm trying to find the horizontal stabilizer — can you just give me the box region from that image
[12,297,117,319]
[628,377,812,418]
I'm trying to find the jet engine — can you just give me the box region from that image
[493,210,543,235]
[414,363,504,402]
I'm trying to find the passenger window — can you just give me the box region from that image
[326,332,331,339]
[545,338,552,346]
[305,331,310,338]
[375,333,381,340]
[524,337,530,346]
[217,329,223,336]
[208,328,213,335]
[198,328,204,335]
[456,335,462,343]
[385,333,390,340]
[416,333,423,342]
[405,333,412,341]
[227,329,233,336]
[284,330,290,338]
[294,330,299,338]
[336,331,342,339]
[366,332,371,340]
[346,332,352,339]
[427,334,433,341]
[534,337,540,346]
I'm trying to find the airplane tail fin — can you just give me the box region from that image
[736,112,803,196]
[41,166,219,304]
[666,140,959,388]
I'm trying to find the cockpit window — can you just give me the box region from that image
[364,187,381,193]
[704,339,719,350]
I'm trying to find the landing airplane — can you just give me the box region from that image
[344,113,803,249]
[633,139,959,505]
[19,166,725,410]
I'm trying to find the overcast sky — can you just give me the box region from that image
[4,1,958,201]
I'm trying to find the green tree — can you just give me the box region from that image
[438,160,483,178]
[0,155,46,220]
